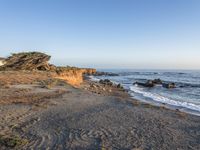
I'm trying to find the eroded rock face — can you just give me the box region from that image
[54,67,84,86]
[53,67,96,86]
[0,52,52,71]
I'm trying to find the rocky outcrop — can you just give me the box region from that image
[82,68,96,75]
[162,83,176,88]
[99,79,124,90]
[54,67,83,86]
[93,72,119,76]
[54,67,96,86]
[134,80,155,87]
[83,79,126,96]
[99,79,114,86]
[0,52,96,86]
[0,52,55,71]
[152,78,162,84]
[134,78,176,89]
[134,78,163,88]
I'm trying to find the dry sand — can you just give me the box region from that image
[0,79,200,150]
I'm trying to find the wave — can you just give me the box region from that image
[163,72,187,75]
[179,83,200,88]
[88,76,100,82]
[129,85,200,113]
[119,72,159,76]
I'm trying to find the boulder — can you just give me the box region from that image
[134,78,175,89]
[145,80,155,87]
[117,83,123,89]
[152,78,162,84]
[99,79,113,86]
[134,80,155,87]
[162,83,176,88]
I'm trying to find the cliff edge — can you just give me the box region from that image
[0,52,96,86]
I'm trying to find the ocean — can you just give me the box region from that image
[90,69,200,116]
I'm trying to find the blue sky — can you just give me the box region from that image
[0,0,200,69]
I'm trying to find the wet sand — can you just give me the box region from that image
[0,80,200,150]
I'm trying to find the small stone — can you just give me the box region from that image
[117,84,123,89]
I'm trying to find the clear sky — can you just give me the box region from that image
[0,0,199,69]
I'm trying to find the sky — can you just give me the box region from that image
[0,0,200,70]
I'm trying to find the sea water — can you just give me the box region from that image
[90,69,200,116]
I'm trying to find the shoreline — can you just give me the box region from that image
[85,78,200,117]
[88,75,200,117]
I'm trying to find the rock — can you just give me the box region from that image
[82,68,97,75]
[99,79,113,86]
[134,78,176,89]
[0,52,52,71]
[145,80,155,87]
[162,83,176,88]
[0,52,98,87]
[117,83,123,89]
[134,78,163,88]
[99,79,103,84]
[94,72,119,76]
[134,82,145,87]
[134,80,155,87]
[90,84,98,89]
[152,78,162,84]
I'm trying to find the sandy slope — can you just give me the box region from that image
[0,82,200,150]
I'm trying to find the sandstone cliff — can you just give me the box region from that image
[54,67,96,86]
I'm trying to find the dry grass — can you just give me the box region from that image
[0,88,67,105]
[39,79,68,89]
[0,68,93,88]
[0,71,53,86]
[0,135,28,148]
[40,79,58,89]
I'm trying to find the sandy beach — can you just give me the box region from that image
[0,71,200,150]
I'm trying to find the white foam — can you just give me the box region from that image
[130,85,200,113]
[88,76,100,82]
